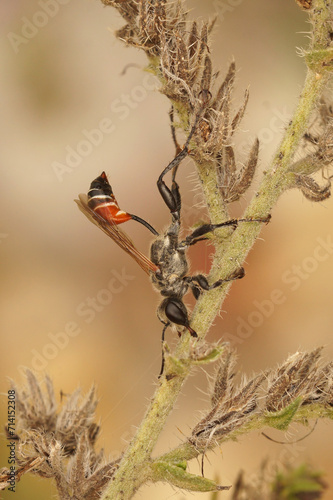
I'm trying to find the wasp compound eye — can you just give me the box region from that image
[164,298,188,326]
[162,299,194,336]
[164,299,198,337]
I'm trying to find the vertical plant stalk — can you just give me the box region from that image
[189,69,326,339]
[100,2,332,499]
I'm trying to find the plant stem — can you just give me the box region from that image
[100,374,190,499]
[188,69,328,340]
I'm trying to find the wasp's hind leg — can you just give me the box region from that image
[156,135,192,220]
[157,106,205,219]
[169,106,182,157]
[168,107,182,217]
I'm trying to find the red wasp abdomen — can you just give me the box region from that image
[87,171,132,225]
[89,199,132,225]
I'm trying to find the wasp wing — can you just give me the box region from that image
[75,194,159,275]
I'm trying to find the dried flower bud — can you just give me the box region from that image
[219,139,259,203]
[186,348,333,456]
[295,0,313,9]
[266,348,323,412]
[5,370,120,498]
[100,1,259,202]
[189,348,265,449]
[295,173,331,202]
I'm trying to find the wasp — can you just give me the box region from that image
[75,113,269,375]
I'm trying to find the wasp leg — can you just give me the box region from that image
[170,173,182,221]
[169,107,182,156]
[157,108,204,218]
[183,220,238,247]
[190,283,202,300]
[182,215,271,248]
[169,107,183,213]
[157,147,189,220]
[158,322,170,378]
[189,268,245,299]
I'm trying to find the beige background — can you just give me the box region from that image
[1,1,333,499]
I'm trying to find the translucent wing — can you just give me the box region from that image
[75,194,159,275]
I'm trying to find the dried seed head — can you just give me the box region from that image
[11,371,57,433]
[103,0,186,55]
[295,0,313,9]
[189,348,266,449]
[210,347,236,408]
[187,348,333,455]
[295,173,331,202]
[291,98,333,201]
[102,1,259,201]
[3,370,120,498]
[265,348,325,412]
[315,120,333,165]
[190,372,265,449]
[0,458,44,491]
[218,139,259,203]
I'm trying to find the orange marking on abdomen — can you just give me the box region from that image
[94,204,132,225]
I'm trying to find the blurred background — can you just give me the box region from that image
[1,0,333,498]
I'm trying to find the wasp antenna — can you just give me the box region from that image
[130,214,159,236]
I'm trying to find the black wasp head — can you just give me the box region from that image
[163,298,197,337]
[88,171,113,199]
